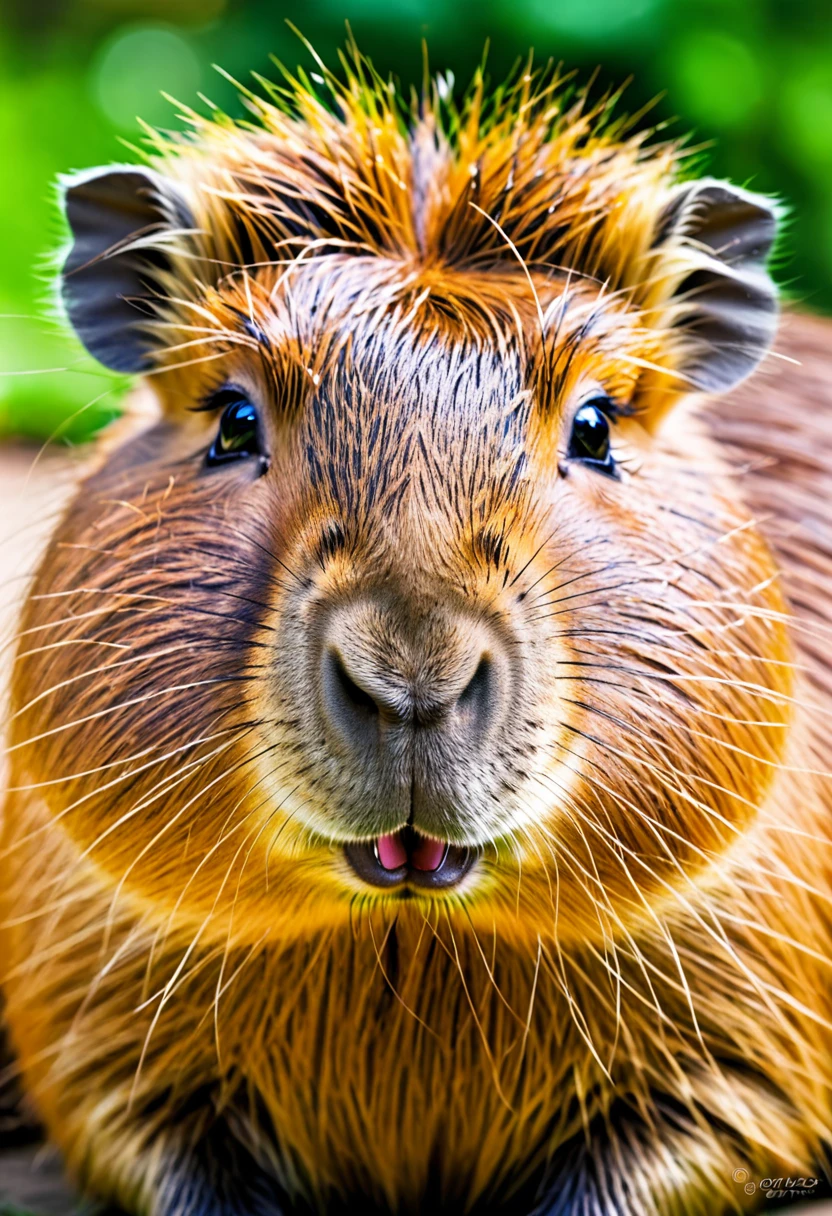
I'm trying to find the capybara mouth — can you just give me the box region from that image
[344,826,475,890]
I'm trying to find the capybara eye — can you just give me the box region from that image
[206,391,262,466]
[568,397,615,472]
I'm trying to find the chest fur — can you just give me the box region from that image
[176,920,681,1209]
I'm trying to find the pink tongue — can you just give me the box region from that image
[410,835,447,873]
[376,833,408,870]
[375,831,448,873]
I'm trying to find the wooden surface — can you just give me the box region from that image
[0,441,830,1214]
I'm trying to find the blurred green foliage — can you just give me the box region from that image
[1,0,831,442]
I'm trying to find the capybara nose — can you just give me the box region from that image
[323,644,493,741]
[319,599,502,763]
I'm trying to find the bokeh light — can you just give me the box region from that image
[92,25,202,129]
[669,31,764,130]
[526,0,664,46]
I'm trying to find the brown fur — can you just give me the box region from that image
[1,52,831,1216]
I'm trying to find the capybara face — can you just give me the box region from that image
[10,74,791,946]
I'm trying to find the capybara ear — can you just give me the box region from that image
[654,178,779,393]
[60,165,195,373]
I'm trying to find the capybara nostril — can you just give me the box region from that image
[323,648,384,755]
[455,655,494,739]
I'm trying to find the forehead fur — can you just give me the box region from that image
[148,52,680,362]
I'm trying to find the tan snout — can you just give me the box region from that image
[317,595,513,838]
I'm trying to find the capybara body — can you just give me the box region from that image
[2,54,832,1215]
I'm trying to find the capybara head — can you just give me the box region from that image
[11,60,792,946]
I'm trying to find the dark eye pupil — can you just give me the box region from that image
[219,400,258,453]
[569,400,612,466]
[206,392,261,466]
